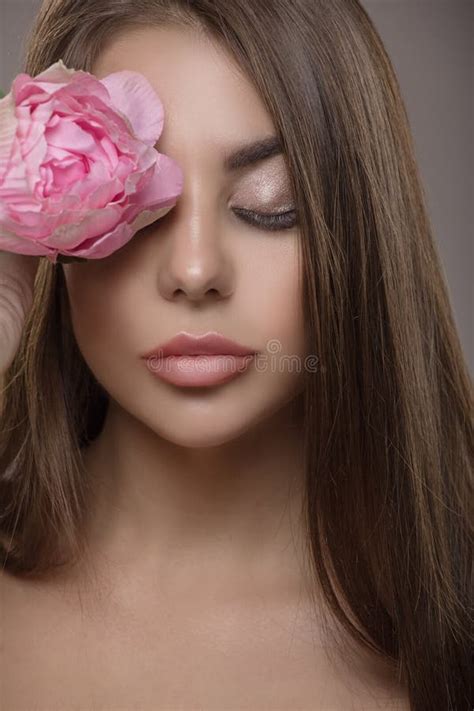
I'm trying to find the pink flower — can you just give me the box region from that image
[0,59,184,264]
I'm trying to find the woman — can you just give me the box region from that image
[0,1,472,709]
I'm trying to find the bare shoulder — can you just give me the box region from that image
[0,567,411,710]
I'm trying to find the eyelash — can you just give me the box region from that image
[232,208,298,232]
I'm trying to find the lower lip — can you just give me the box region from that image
[143,353,255,387]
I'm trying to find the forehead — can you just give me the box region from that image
[92,25,276,165]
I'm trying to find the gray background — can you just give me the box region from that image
[1,0,472,372]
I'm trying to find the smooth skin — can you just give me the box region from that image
[0,25,409,710]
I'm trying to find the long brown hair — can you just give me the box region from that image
[1,1,472,708]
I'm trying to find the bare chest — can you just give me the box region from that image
[1,576,409,710]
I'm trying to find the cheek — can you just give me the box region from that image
[63,265,137,365]
[252,240,304,356]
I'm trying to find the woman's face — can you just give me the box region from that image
[63,24,306,448]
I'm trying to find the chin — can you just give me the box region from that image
[141,409,261,449]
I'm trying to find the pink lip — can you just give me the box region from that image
[141,331,258,388]
[141,331,257,359]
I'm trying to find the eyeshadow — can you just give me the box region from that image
[236,163,293,208]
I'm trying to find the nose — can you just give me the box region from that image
[156,191,235,304]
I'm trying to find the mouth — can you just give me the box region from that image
[141,330,258,359]
[141,331,257,388]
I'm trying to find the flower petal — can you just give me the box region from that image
[39,204,123,248]
[100,71,164,145]
[60,219,135,259]
[133,152,184,208]
[129,203,177,232]
[0,225,51,255]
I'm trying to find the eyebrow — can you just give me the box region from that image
[223,135,283,171]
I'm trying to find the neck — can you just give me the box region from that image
[79,395,310,600]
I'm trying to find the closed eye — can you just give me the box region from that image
[232,208,298,232]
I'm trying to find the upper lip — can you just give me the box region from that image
[142,331,257,358]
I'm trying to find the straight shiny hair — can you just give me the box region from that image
[0,1,472,709]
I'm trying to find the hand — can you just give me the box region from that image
[0,250,40,377]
